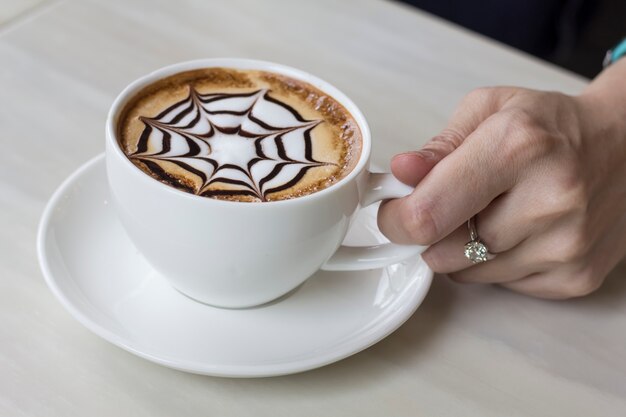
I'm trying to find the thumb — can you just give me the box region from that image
[391,87,516,186]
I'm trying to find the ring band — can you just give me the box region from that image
[464,217,489,263]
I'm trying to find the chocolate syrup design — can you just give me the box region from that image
[131,87,332,201]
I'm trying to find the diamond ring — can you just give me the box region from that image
[464,216,489,263]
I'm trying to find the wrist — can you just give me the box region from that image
[577,59,626,145]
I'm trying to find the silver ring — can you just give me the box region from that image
[464,217,489,263]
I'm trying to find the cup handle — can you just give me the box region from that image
[321,172,427,271]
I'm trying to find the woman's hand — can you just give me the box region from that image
[378,61,626,299]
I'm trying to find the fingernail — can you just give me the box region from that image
[392,152,411,160]
[394,150,438,161]
[417,150,437,160]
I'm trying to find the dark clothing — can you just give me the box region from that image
[398,0,596,60]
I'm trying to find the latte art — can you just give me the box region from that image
[132,88,331,201]
[118,68,361,201]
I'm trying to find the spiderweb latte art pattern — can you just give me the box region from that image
[130,87,334,201]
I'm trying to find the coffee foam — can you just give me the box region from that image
[118,68,362,202]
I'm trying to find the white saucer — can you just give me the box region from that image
[37,154,433,377]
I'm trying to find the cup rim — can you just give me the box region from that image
[106,58,371,206]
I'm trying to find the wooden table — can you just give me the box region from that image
[2,0,624,415]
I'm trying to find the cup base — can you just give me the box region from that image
[171,282,306,310]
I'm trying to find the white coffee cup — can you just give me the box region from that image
[106,58,426,308]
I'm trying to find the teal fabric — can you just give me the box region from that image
[611,38,626,63]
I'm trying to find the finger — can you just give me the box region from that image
[379,116,519,245]
[390,128,471,187]
[470,190,531,252]
[499,273,563,299]
[446,245,539,284]
[423,226,539,282]
[433,221,575,281]
[390,151,438,187]
[421,186,551,273]
[390,87,518,187]
[449,221,609,291]
[499,266,603,299]
[420,224,497,274]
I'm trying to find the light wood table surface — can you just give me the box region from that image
[1,0,625,416]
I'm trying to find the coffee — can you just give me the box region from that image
[118,68,362,202]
